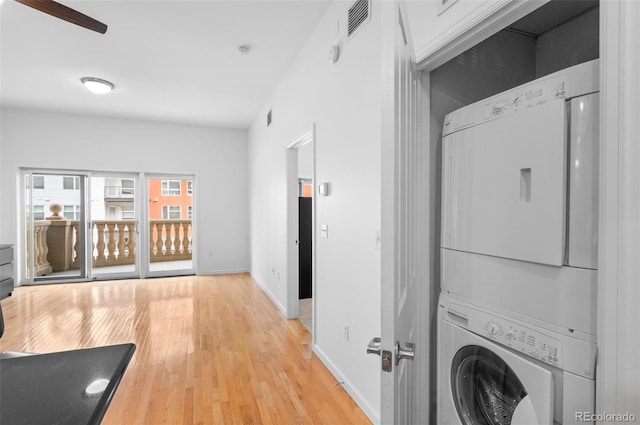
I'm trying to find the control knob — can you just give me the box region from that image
[492,101,506,115]
[487,322,499,336]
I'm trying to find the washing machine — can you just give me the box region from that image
[437,293,596,425]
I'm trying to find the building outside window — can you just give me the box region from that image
[33,175,45,189]
[33,205,45,220]
[188,205,193,219]
[63,205,80,220]
[121,205,135,220]
[161,180,181,196]
[187,180,193,196]
[162,205,181,219]
[121,179,135,196]
[63,176,80,190]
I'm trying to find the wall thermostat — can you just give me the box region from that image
[318,182,330,196]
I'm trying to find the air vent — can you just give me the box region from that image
[348,0,371,38]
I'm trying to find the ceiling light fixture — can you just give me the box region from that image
[238,45,251,55]
[81,77,114,94]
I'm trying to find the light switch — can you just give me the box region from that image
[321,224,328,239]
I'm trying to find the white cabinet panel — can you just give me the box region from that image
[442,100,566,266]
[567,94,599,269]
[406,0,546,67]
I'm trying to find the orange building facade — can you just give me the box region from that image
[148,179,193,220]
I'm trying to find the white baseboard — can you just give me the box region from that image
[313,344,381,425]
[249,274,287,317]
[197,268,250,275]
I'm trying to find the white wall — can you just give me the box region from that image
[297,141,313,180]
[248,1,382,422]
[0,108,250,276]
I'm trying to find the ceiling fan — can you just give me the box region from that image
[15,0,107,34]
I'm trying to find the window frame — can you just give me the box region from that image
[161,180,181,196]
[161,205,181,220]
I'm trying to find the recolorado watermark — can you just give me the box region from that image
[576,412,637,422]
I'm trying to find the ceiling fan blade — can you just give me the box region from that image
[15,0,107,34]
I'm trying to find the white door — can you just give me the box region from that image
[376,2,430,423]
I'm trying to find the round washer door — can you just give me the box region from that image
[451,345,528,425]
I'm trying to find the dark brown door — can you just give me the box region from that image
[298,197,312,299]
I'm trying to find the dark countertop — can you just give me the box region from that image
[0,343,135,425]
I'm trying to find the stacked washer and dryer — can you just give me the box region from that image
[437,59,599,425]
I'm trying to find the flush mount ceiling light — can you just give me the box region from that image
[238,45,251,55]
[81,77,114,94]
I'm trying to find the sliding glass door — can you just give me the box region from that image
[24,171,88,282]
[89,173,139,279]
[146,175,194,276]
[22,170,194,283]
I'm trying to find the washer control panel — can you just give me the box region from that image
[476,312,562,368]
[441,293,598,379]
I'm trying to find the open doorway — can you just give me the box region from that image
[286,127,315,335]
[297,178,313,332]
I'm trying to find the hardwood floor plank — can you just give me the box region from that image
[0,273,371,425]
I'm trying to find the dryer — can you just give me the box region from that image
[438,293,596,425]
[440,60,599,339]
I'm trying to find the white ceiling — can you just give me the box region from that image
[0,0,330,129]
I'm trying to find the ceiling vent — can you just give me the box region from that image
[348,0,371,39]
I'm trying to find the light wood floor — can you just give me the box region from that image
[0,273,371,425]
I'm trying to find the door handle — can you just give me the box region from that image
[395,341,415,365]
[366,337,382,356]
[367,338,393,372]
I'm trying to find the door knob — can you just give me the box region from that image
[366,337,382,356]
[395,341,415,365]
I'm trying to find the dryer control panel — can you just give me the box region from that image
[442,75,567,135]
[442,59,598,137]
[482,317,561,368]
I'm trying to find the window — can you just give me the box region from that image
[187,180,193,196]
[121,179,135,196]
[162,206,181,219]
[33,176,45,189]
[107,206,118,219]
[161,180,181,196]
[121,205,135,220]
[63,205,80,220]
[188,205,193,220]
[63,176,80,190]
[34,205,45,220]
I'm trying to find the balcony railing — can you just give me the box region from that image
[149,220,192,262]
[27,220,53,277]
[29,219,192,276]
